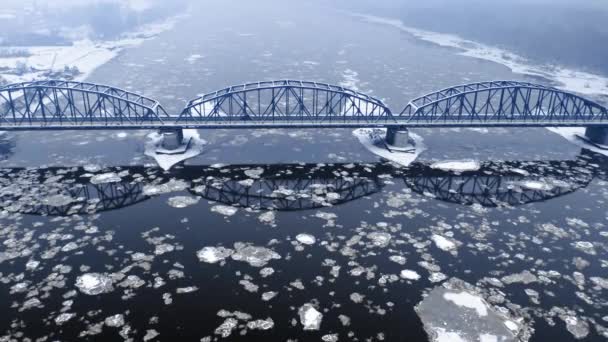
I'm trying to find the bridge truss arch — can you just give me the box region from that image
[399,81,608,127]
[0,80,168,130]
[179,80,393,127]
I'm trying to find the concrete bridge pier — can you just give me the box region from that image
[159,128,186,151]
[386,126,412,150]
[584,127,608,146]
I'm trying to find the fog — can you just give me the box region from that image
[1,0,607,73]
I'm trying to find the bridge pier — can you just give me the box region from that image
[584,127,608,146]
[159,128,185,151]
[386,126,411,150]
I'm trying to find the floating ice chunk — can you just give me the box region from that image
[231,244,281,267]
[244,168,264,179]
[177,286,199,294]
[91,172,122,184]
[431,160,480,172]
[41,194,75,207]
[215,318,238,338]
[167,196,200,208]
[517,180,554,191]
[238,179,255,187]
[105,314,125,327]
[429,272,448,283]
[416,279,525,342]
[258,211,276,225]
[197,247,234,264]
[75,273,113,295]
[298,303,323,331]
[400,270,421,281]
[247,318,274,330]
[240,279,259,292]
[501,270,538,285]
[143,329,159,341]
[143,179,189,196]
[572,241,596,255]
[562,315,590,339]
[211,205,238,217]
[296,234,316,245]
[262,291,278,301]
[259,267,275,277]
[368,232,391,247]
[390,255,407,265]
[55,312,75,325]
[322,334,339,342]
[431,234,457,252]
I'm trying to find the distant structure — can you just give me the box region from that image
[0,80,607,150]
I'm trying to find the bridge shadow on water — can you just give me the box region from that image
[1,150,607,216]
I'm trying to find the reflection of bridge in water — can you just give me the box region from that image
[1,152,606,216]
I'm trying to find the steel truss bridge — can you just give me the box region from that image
[1,154,605,216]
[0,80,607,131]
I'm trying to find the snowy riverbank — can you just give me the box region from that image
[0,14,184,85]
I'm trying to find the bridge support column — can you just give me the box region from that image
[386,126,411,149]
[159,128,185,151]
[584,127,608,146]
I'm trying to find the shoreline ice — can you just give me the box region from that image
[355,14,608,99]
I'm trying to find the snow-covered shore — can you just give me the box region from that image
[0,14,183,85]
[356,14,608,98]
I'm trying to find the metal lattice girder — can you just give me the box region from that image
[0,80,169,129]
[399,81,608,127]
[179,80,394,127]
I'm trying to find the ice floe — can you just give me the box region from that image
[90,172,122,184]
[210,205,238,217]
[295,234,316,245]
[416,279,529,342]
[298,303,323,331]
[167,196,200,208]
[400,270,421,281]
[431,160,481,172]
[197,247,234,264]
[75,273,114,295]
[231,243,281,267]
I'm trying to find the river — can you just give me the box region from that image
[0,1,607,341]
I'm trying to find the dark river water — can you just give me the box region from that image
[1,2,607,341]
